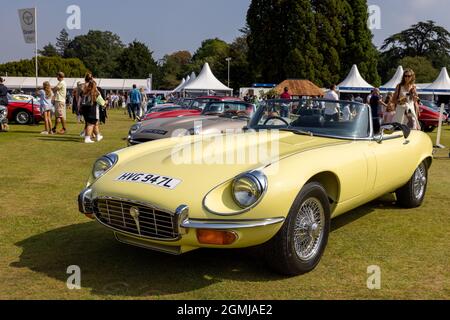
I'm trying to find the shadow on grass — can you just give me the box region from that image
[11,196,398,297]
[11,222,281,297]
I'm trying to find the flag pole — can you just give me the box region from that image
[34,6,38,90]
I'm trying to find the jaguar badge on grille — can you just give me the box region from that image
[130,207,141,234]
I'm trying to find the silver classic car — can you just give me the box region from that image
[128,101,255,145]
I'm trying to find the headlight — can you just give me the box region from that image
[129,123,142,135]
[232,171,267,208]
[92,153,118,180]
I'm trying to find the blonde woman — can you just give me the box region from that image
[392,69,420,130]
[140,88,148,118]
[38,81,54,135]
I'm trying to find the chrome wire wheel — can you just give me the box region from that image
[294,197,325,261]
[412,164,427,200]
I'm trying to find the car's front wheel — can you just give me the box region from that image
[264,182,331,276]
[396,161,428,208]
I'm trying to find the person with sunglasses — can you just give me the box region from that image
[392,69,420,130]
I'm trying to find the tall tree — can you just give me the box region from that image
[342,0,380,86]
[56,29,70,57]
[65,30,124,77]
[39,43,59,57]
[114,40,159,81]
[379,21,450,81]
[160,51,192,89]
[247,0,322,85]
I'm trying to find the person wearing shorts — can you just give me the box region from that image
[53,72,67,134]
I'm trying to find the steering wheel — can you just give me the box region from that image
[263,116,289,126]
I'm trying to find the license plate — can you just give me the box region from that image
[115,172,181,190]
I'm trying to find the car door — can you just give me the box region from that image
[370,132,418,192]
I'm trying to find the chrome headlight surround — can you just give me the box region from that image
[231,171,268,209]
[129,122,142,136]
[92,153,119,180]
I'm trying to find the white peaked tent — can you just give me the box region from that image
[172,78,186,93]
[423,67,450,95]
[182,63,233,94]
[381,66,404,92]
[338,64,374,93]
[175,75,190,93]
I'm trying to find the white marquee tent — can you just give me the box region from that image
[172,77,186,93]
[2,76,150,91]
[381,66,404,92]
[182,63,232,95]
[338,64,373,93]
[174,75,191,93]
[422,67,450,95]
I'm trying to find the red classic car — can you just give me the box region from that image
[7,94,43,124]
[419,100,448,132]
[143,96,241,121]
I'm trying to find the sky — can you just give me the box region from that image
[0,0,448,64]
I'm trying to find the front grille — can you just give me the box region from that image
[93,198,178,240]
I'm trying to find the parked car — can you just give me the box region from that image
[128,101,255,145]
[418,100,448,132]
[7,94,42,124]
[142,96,241,122]
[78,99,433,275]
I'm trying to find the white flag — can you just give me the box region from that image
[18,8,36,44]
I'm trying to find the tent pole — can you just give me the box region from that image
[435,102,445,149]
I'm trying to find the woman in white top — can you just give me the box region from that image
[38,81,54,135]
[392,69,420,130]
[140,88,148,118]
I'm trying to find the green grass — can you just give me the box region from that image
[0,109,449,300]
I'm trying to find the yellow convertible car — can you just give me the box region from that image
[78,99,433,275]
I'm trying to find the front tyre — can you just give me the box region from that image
[395,162,428,208]
[15,110,31,124]
[264,182,331,276]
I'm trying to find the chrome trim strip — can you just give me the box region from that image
[181,217,285,229]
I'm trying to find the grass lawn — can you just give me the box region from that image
[0,109,449,300]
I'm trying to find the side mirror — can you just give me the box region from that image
[376,123,411,143]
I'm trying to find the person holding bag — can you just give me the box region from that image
[81,79,104,144]
[392,69,421,130]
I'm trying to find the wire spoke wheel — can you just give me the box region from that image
[412,165,427,200]
[294,197,325,261]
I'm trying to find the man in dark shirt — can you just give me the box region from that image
[0,77,8,107]
[370,88,386,134]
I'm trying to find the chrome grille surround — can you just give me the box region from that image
[93,197,181,241]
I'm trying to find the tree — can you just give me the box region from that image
[229,36,253,89]
[0,56,88,77]
[160,51,192,89]
[342,0,380,86]
[247,0,323,85]
[399,56,439,83]
[39,43,59,57]
[114,41,159,83]
[379,21,450,80]
[65,30,124,77]
[56,29,70,57]
[311,0,351,86]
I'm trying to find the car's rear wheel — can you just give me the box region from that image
[395,161,428,208]
[264,182,331,276]
[15,110,31,124]
[420,122,436,133]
